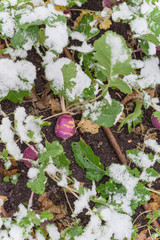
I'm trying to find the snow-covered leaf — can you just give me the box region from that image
[27,169,47,194]
[94,31,133,79]
[83,99,123,127]
[147,7,160,37]
[76,13,100,41]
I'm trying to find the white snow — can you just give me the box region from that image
[130,17,150,36]
[57,174,68,187]
[112,2,133,21]
[0,59,36,98]
[69,41,93,53]
[44,21,68,53]
[145,139,160,153]
[70,31,86,41]
[73,182,96,216]
[106,32,128,65]
[9,225,24,240]
[0,11,15,38]
[14,107,43,143]
[54,0,68,6]
[19,6,53,24]
[46,224,60,240]
[27,167,39,179]
[42,51,56,66]
[109,164,139,214]
[0,117,22,160]
[138,57,160,89]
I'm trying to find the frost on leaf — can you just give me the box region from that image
[14,107,44,143]
[45,58,91,102]
[94,31,133,79]
[83,99,123,127]
[0,59,36,103]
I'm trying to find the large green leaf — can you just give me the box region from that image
[83,99,123,127]
[94,31,133,79]
[71,140,105,182]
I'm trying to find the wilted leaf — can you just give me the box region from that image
[49,98,61,114]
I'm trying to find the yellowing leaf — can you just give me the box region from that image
[55,5,66,11]
[99,17,112,30]
[78,119,99,134]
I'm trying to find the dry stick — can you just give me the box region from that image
[102,127,160,232]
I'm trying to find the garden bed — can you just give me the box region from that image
[1,0,160,239]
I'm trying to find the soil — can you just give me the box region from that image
[1,0,160,238]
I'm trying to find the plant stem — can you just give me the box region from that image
[60,95,66,112]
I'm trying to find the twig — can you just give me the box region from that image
[1,206,8,217]
[102,127,127,164]
[102,127,160,232]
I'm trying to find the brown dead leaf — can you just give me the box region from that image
[0,165,18,177]
[38,192,67,220]
[78,119,99,134]
[49,98,61,114]
[10,158,18,167]
[136,229,148,240]
[145,88,156,98]
[147,192,160,211]
[5,169,18,178]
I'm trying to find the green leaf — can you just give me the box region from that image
[54,154,71,175]
[94,31,133,79]
[146,168,159,178]
[12,30,28,48]
[118,100,143,133]
[39,141,64,164]
[27,169,47,194]
[40,211,53,221]
[61,222,83,240]
[134,182,150,205]
[134,33,159,45]
[71,140,105,182]
[140,41,149,55]
[152,111,160,123]
[67,0,87,8]
[76,13,100,40]
[38,28,47,45]
[110,77,132,94]
[97,181,126,198]
[83,99,123,127]
[2,90,31,103]
[147,7,160,37]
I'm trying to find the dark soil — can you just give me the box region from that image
[1,0,160,237]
